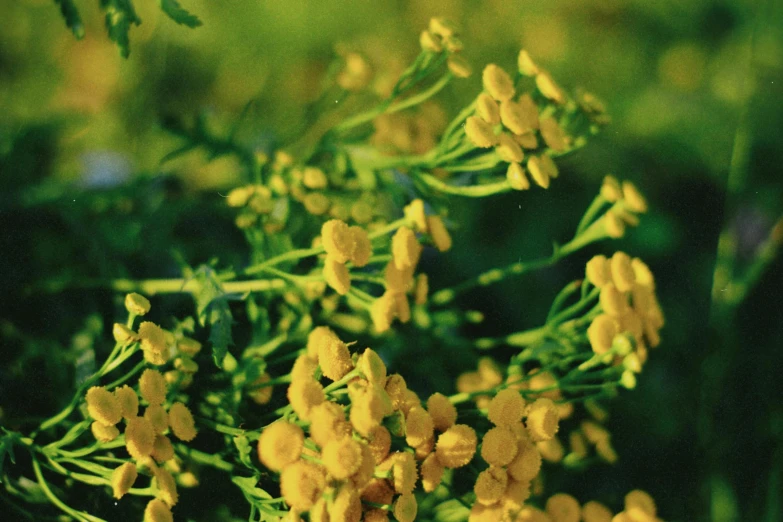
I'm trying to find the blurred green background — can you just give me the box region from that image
[1,1,782,521]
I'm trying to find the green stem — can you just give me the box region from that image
[32,457,106,522]
[576,194,608,235]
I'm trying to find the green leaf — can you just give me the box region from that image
[100,0,142,58]
[160,0,203,28]
[54,0,85,39]
[233,435,254,470]
[192,267,234,368]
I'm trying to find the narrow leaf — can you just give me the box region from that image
[160,0,203,28]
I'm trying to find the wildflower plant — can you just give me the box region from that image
[1,17,670,522]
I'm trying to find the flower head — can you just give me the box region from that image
[393,492,418,522]
[526,398,560,442]
[465,116,498,148]
[324,255,351,296]
[321,219,354,264]
[139,369,168,406]
[349,226,372,267]
[476,93,501,125]
[487,388,525,427]
[316,329,353,381]
[405,407,434,448]
[392,226,422,270]
[507,162,531,191]
[427,392,457,432]
[600,283,629,317]
[588,314,619,354]
[138,322,170,366]
[610,251,636,292]
[435,424,477,468]
[323,437,363,479]
[625,490,657,517]
[280,461,326,512]
[287,380,324,421]
[125,293,151,316]
[85,386,122,427]
[151,435,174,463]
[358,348,387,386]
[496,133,525,163]
[309,401,350,447]
[546,493,580,522]
[481,426,518,466]
[143,498,173,522]
[518,50,539,76]
[582,501,613,522]
[403,199,428,233]
[482,64,515,101]
[125,417,156,458]
[622,181,648,213]
[601,175,622,202]
[111,462,137,499]
[536,71,566,104]
[507,438,542,482]
[91,421,120,443]
[427,215,452,252]
[370,292,397,333]
[474,466,508,506]
[586,255,611,288]
[258,421,304,472]
[168,402,197,442]
[153,466,179,507]
[447,54,472,78]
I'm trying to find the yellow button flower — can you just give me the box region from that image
[527,156,551,189]
[600,283,629,317]
[258,421,306,472]
[405,407,434,448]
[465,116,498,148]
[125,417,156,459]
[302,166,328,189]
[370,292,397,333]
[403,199,428,233]
[144,404,169,435]
[324,255,351,296]
[526,398,560,442]
[540,117,569,152]
[111,462,137,499]
[125,293,151,316]
[604,209,626,239]
[249,372,274,405]
[385,261,414,294]
[143,498,173,522]
[435,424,477,468]
[501,99,533,135]
[306,326,338,359]
[350,443,376,490]
[610,252,636,292]
[358,348,387,386]
[601,175,622,202]
[507,438,542,482]
[487,388,525,427]
[349,226,372,267]
[139,369,168,406]
[588,314,619,354]
[367,425,392,465]
[477,93,501,125]
[420,29,442,52]
[151,434,174,463]
[631,258,655,289]
[625,490,656,517]
[474,466,508,506]
[316,331,353,382]
[481,426,518,466]
[546,493,580,522]
[394,492,418,522]
[496,133,525,163]
[309,401,350,448]
[427,392,457,432]
[168,402,197,442]
[113,323,135,344]
[287,380,325,422]
[536,71,566,104]
[482,64,515,102]
[582,501,613,522]
[138,321,170,366]
[114,385,138,419]
[177,337,202,356]
[447,54,472,78]
[321,219,354,264]
[281,461,326,512]
[91,421,120,443]
[427,215,452,252]
[586,255,611,288]
[392,226,422,270]
[622,181,648,213]
[85,386,122,427]
[329,486,362,522]
[507,162,530,191]
[153,466,178,506]
[518,49,539,76]
[322,436,363,480]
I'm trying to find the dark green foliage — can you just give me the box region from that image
[160,0,203,28]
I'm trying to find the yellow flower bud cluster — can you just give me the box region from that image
[597,176,649,239]
[585,252,664,362]
[418,18,473,79]
[320,219,373,295]
[455,357,504,408]
[225,184,279,229]
[137,322,172,366]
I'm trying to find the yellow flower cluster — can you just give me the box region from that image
[586,253,664,369]
[420,17,473,79]
[321,219,373,296]
[598,176,649,239]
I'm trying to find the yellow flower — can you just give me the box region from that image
[249,372,274,405]
[600,283,629,317]
[496,133,525,163]
[125,293,151,316]
[113,323,136,344]
[385,260,414,294]
[144,404,169,435]
[414,273,429,305]
[358,348,387,387]
[177,337,201,356]
[366,425,392,465]
[427,215,453,252]
[476,93,501,125]
[280,461,326,512]
[582,501,613,522]
[370,292,397,333]
[622,181,648,213]
[85,386,122,427]
[481,426,518,467]
[487,388,525,427]
[306,326,338,359]
[350,443,376,490]
[151,435,174,463]
[226,186,253,207]
[394,292,411,321]
[601,175,622,202]
[465,116,498,148]
[581,420,610,444]
[302,167,328,190]
[258,421,304,472]
[610,251,636,292]
[506,163,530,191]
[604,209,626,239]
[419,29,442,53]
[482,64,515,102]
[350,200,374,224]
[537,437,565,463]
[536,71,566,104]
[435,424,477,468]
[526,398,560,442]
[595,438,618,463]
[504,478,532,513]
[392,226,422,270]
[569,431,589,459]
[393,492,418,522]
[540,117,569,152]
[329,486,362,522]
[507,438,542,482]
[631,258,655,289]
[111,462,137,499]
[546,493,580,522]
[143,498,173,522]
[588,314,619,354]
[518,50,540,76]
[288,380,325,421]
[403,199,428,233]
[125,417,156,458]
[474,466,508,506]
[321,219,354,264]
[384,373,408,410]
[139,369,167,406]
[316,329,353,382]
[321,436,362,480]
[91,421,120,443]
[527,156,552,189]
[586,255,611,288]
[309,401,350,448]
[625,490,657,518]
[324,255,351,296]
[426,392,457,432]
[363,509,390,522]
[385,451,417,494]
[168,402,197,442]
[138,322,170,366]
[174,356,198,374]
[153,466,178,506]
[447,54,472,78]
[349,226,372,267]
[405,407,434,448]
[303,193,331,215]
[429,17,458,38]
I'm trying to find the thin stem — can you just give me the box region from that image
[32,458,105,522]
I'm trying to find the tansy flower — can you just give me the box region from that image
[481,426,518,466]
[249,372,274,405]
[507,438,542,482]
[487,388,525,427]
[114,385,139,419]
[85,386,122,427]
[126,417,156,459]
[306,326,339,359]
[604,209,626,238]
[507,163,530,191]
[363,509,389,522]
[601,176,622,202]
[518,49,539,76]
[427,392,457,432]
[386,451,417,494]
[153,467,178,506]
[138,322,170,366]
[324,255,351,296]
[496,133,525,163]
[384,373,408,410]
[526,398,560,442]
[367,425,392,464]
[476,93,501,125]
[144,498,173,522]
[610,252,636,292]
[515,130,539,149]
[595,438,618,463]
[370,292,397,333]
[405,407,434,448]
[537,438,565,463]
[168,402,197,442]
[435,424,477,468]
[586,255,611,288]
[322,437,363,479]
[329,486,362,522]
[302,167,328,189]
[420,452,445,492]
[546,493,581,522]
[91,421,119,443]
[151,435,174,463]
[125,293,151,316]
[144,404,169,435]
[177,337,201,356]
[469,502,504,522]
[588,314,619,354]
[280,461,326,512]
[582,501,614,522]
[429,17,457,38]
[349,443,376,490]
[414,273,429,305]
[392,226,422,270]
[465,116,498,148]
[536,71,566,104]
[600,283,629,317]
[447,54,472,78]
[540,117,569,152]
[174,356,198,374]
[362,478,394,506]
[349,226,372,267]
[322,220,354,264]
[358,348,387,386]
[427,215,452,252]
[501,98,536,135]
[420,29,442,52]
[527,156,552,189]
[625,490,657,517]
[385,261,414,294]
[303,193,330,215]
[139,369,168,406]
[393,492,418,522]
[631,258,655,289]
[622,181,648,213]
[113,323,135,344]
[483,64,515,101]
[569,431,589,459]
[474,466,508,506]
[309,401,350,447]
[316,330,353,381]
[111,462,137,499]
[403,199,428,233]
[581,420,610,444]
[287,380,325,421]
[350,200,374,224]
